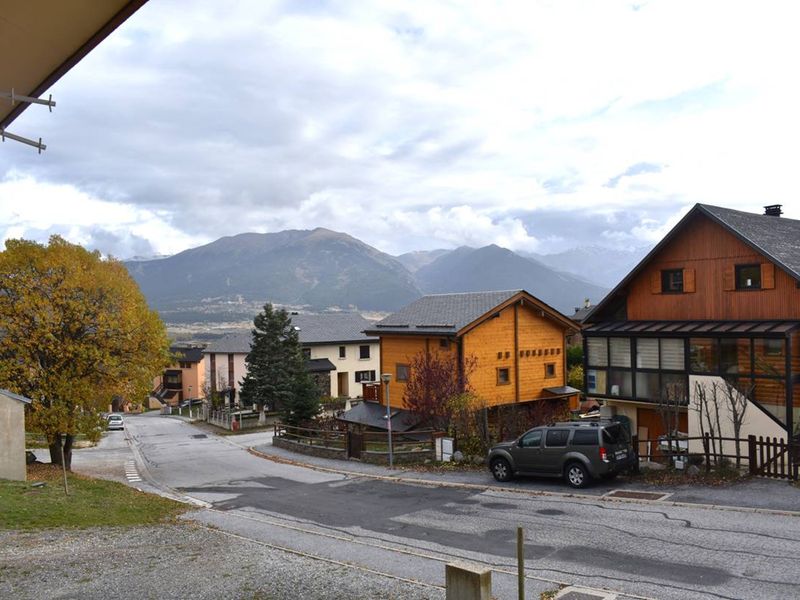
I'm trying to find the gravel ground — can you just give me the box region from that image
[0,523,445,600]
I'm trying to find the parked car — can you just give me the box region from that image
[107,414,125,431]
[487,421,635,489]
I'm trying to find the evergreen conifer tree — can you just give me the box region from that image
[240,303,319,423]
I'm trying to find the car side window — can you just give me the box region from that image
[520,430,543,448]
[571,429,599,446]
[545,430,569,447]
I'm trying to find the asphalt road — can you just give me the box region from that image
[93,413,800,599]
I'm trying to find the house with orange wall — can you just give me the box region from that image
[150,344,206,408]
[364,290,580,411]
[582,204,800,452]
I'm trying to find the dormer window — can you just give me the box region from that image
[661,269,684,293]
[735,264,761,290]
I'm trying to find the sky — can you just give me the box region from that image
[2,0,800,259]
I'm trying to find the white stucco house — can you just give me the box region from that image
[0,389,32,481]
[203,312,379,404]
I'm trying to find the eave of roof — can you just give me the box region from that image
[1,1,149,129]
[583,204,800,323]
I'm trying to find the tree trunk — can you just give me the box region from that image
[63,434,75,471]
[48,432,63,466]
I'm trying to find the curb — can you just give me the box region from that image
[246,447,800,518]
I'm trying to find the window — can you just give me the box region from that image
[720,338,750,375]
[754,338,785,376]
[178,361,191,369]
[545,363,556,378]
[736,264,761,290]
[609,338,631,367]
[608,370,632,396]
[586,369,606,394]
[689,338,718,373]
[661,269,684,293]
[586,338,608,367]
[359,345,370,359]
[635,372,659,400]
[571,429,598,446]
[396,364,409,382]
[338,346,346,359]
[355,370,376,383]
[497,367,510,385]
[661,373,687,402]
[545,430,570,447]
[659,339,684,370]
[636,338,659,369]
[302,348,311,359]
[439,338,450,349]
[520,430,542,448]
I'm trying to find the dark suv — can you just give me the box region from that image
[487,421,635,488]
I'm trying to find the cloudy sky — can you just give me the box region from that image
[3,0,799,259]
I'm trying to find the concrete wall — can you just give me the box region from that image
[307,342,380,398]
[687,375,787,454]
[205,352,248,404]
[0,395,26,481]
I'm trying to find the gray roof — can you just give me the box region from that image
[204,332,251,354]
[336,401,421,431]
[700,204,800,279]
[544,386,582,396]
[368,290,521,335]
[290,313,377,345]
[306,358,336,373]
[0,389,32,404]
[204,313,377,354]
[170,345,205,363]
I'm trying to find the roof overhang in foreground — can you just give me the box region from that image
[1,0,149,129]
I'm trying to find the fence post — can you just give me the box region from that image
[631,435,640,474]
[703,433,711,474]
[748,435,757,475]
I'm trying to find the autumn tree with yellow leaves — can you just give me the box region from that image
[0,236,170,469]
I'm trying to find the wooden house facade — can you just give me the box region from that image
[583,204,800,446]
[365,290,579,411]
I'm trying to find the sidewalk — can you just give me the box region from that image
[249,435,800,516]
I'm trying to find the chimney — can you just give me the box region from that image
[584,298,591,309]
[764,204,783,217]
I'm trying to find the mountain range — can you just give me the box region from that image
[125,228,641,323]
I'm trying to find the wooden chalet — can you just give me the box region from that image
[364,290,580,411]
[583,204,800,446]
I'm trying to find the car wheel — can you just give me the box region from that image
[490,458,513,482]
[564,462,590,489]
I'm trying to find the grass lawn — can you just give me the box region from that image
[0,464,187,530]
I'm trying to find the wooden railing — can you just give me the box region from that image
[274,423,347,450]
[273,423,440,462]
[632,433,798,480]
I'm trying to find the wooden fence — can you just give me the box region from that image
[274,423,440,463]
[633,433,798,481]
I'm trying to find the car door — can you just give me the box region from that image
[540,429,571,473]
[509,429,544,473]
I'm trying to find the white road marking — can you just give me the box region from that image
[125,460,142,482]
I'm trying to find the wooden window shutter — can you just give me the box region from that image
[722,265,735,291]
[650,272,661,294]
[683,268,696,293]
[761,263,775,289]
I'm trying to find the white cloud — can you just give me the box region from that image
[3,0,800,257]
[0,173,205,257]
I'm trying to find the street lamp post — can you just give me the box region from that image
[381,373,393,468]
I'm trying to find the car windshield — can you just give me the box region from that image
[602,424,629,444]
[109,416,122,421]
